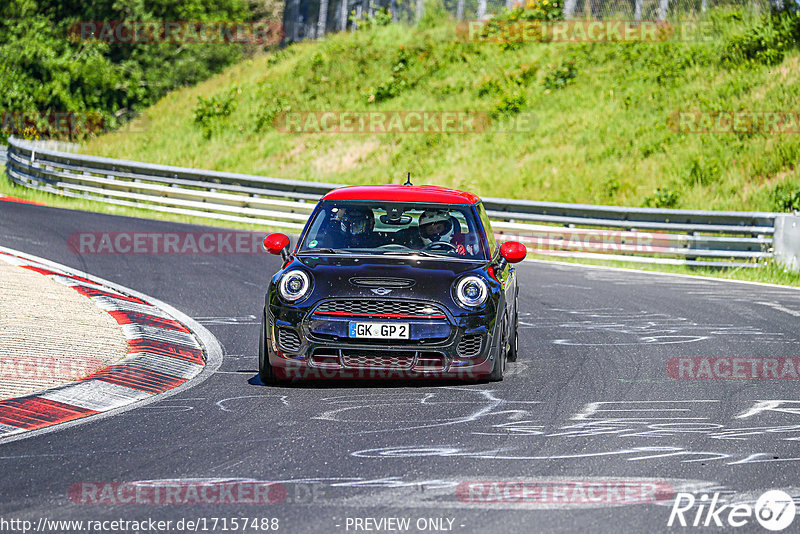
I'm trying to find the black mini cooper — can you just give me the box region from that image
[259,184,526,382]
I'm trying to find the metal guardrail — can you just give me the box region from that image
[0,145,7,166]
[5,136,780,268]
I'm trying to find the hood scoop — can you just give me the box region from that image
[349,277,416,289]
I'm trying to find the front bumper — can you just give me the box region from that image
[264,300,498,380]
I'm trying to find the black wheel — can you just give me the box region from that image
[489,313,507,382]
[259,312,276,384]
[507,294,519,363]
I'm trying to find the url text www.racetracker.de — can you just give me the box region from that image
[0,516,465,533]
[0,517,281,533]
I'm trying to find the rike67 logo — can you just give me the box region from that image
[668,490,796,531]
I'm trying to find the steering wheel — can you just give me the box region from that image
[422,241,458,252]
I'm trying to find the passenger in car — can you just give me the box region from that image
[418,210,468,255]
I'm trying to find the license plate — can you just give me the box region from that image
[349,322,409,339]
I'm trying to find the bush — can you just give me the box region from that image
[350,7,394,30]
[644,187,680,208]
[542,61,577,91]
[253,95,293,132]
[0,0,260,139]
[364,46,413,103]
[491,91,527,118]
[721,10,800,66]
[193,89,239,139]
[418,0,450,30]
[681,157,721,186]
[519,0,564,21]
[773,183,800,212]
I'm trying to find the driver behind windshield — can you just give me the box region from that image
[323,207,379,249]
[418,210,467,255]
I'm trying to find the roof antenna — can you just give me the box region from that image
[404,172,413,186]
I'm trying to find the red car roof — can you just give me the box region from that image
[321,185,481,205]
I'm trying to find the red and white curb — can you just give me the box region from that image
[0,246,222,442]
[0,194,45,205]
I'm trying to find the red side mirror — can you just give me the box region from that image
[500,241,527,264]
[263,233,290,255]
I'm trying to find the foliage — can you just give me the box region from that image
[193,88,239,139]
[644,187,681,208]
[0,0,265,140]
[773,182,800,212]
[479,0,563,50]
[542,61,577,91]
[721,10,800,66]
[85,7,800,214]
[418,0,451,30]
[350,7,394,30]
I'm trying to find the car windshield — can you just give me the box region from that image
[297,201,488,260]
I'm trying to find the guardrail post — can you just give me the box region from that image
[774,214,800,271]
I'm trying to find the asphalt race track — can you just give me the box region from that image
[1,200,800,533]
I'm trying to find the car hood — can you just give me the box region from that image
[292,254,488,302]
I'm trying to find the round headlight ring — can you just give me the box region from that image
[279,270,311,302]
[455,276,488,308]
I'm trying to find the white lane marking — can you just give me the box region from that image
[552,336,709,346]
[39,380,152,411]
[216,395,290,411]
[756,301,800,317]
[194,316,258,325]
[311,388,538,434]
[736,400,800,419]
[572,400,720,421]
[0,423,22,434]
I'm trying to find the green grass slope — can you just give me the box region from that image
[84,8,800,212]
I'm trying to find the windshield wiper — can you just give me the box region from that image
[298,248,341,254]
[380,250,439,257]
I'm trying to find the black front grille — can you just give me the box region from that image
[309,348,448,372]
[315,299,444,317]
[278,328,301,352]
[341,351,414,369]
[310,348,340,368]
[457,334,483,357]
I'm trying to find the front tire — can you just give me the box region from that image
[259,312,276,384]
[507,293,519,362]
[489,313,507,382]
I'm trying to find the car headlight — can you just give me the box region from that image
[454,276,488,308]
[278,270,311,302]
